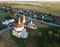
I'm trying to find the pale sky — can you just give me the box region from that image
[0,0,60,2]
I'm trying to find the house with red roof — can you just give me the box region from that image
[54,16,60,24]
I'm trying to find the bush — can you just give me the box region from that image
[48,31,53,36]
[0,24,6,30]
[38,32,43,38]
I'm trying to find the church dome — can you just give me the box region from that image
[16,17,24,28]
[17,23,24,28]
[20,29,28,38]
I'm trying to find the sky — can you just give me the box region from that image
[0,0,60,2]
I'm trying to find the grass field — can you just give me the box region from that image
[12,2,60,16]
[0,11,7,22]
[0,10,10,22]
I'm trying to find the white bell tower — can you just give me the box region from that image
[22,15,26,24]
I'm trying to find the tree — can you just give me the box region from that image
[57,30,60,34]
[0,24,6,30]
[12,12,17,16]
[53,33,59,38]
[48,13,52,16]
[5,14,13,20]
[48,31,53,36]
[10,8,16,13]
[53,33,60,42]
[38,32,43,38]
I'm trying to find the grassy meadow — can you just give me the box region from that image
[12,2,60,16]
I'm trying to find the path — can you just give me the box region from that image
[27,17,60,27]
[0,26,14,35]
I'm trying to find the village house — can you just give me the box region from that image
[27,20,37,29]
[2,19,15,28]
[54,16,60,25]
[37,14,44,20]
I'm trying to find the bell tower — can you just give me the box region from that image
[18,17,21,24]
[30,20,33,24]
[22,15,26,23]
